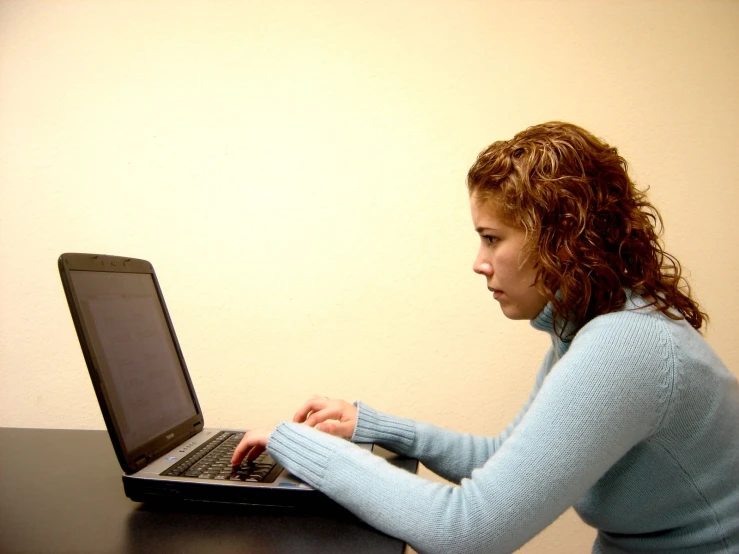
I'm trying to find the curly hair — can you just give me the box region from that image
[467,121,706,339]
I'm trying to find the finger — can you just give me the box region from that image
[293,396,329,423]
[304,407,345,428]
[231,435,253,466]
[315,420,355,438]
[231,432,266,466]
[244,444,266,463]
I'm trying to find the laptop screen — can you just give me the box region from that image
[69,270,197,452]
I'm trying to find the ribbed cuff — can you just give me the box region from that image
[351,402,416,452]
[267,422,352,488]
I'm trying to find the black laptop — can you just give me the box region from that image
[58,252,411,508]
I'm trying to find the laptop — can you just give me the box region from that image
[58,252,412,508]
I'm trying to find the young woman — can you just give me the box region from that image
[232,122,739,553]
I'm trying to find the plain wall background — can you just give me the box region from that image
[1,1,738,552]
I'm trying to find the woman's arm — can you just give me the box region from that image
[267,313,674,553]
[351,351,551,484]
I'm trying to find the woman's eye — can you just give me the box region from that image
[483,235,497,245]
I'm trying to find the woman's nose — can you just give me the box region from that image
[473,262,493,276]
[473,252,492,276]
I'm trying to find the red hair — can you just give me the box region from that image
[467,121,706,339]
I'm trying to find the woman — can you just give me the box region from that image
[232,122,739,553]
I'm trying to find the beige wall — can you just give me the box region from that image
[1,1,738,551]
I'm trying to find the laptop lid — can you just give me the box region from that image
[58,253,204,474]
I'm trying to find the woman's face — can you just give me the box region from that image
[470,194,548,320]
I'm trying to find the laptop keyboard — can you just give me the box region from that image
[161,431,280,482]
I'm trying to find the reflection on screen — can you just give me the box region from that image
[70,270,197,452]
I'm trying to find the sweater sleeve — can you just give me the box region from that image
[350,350,553,484]
[267,312,674,554]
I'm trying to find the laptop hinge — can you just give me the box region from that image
[134,456,148,471]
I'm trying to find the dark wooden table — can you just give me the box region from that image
[0,428,410,554]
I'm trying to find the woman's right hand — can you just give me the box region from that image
[293,395,358,439]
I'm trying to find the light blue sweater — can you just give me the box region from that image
[267,297,739,553]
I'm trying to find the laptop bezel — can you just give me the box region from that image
[58,252,205,474]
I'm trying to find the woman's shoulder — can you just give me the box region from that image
[571,296,713,386]
[577,293,698,346]
[577,300,668,344]
[549,299,679,436]
[567,297,700,387]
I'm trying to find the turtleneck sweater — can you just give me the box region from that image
[266,296,739,553]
